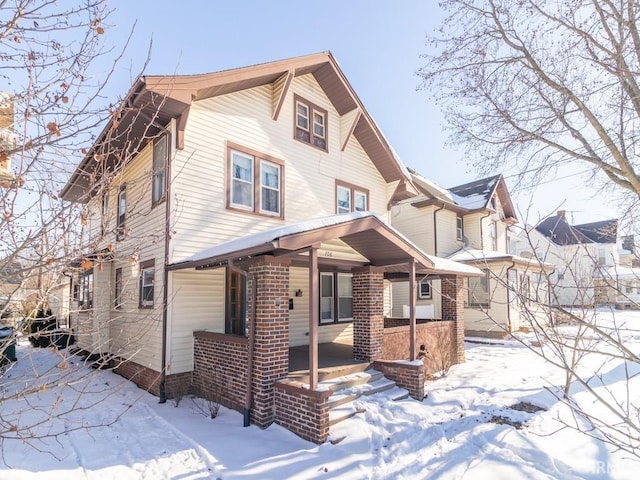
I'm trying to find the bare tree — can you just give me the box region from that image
[420,0,640,217]
[0,0,164,452]
[422,0,640,458]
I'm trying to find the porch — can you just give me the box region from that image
[179,213,480,444]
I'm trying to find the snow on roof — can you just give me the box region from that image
[172,212,483,277]
[449,192,488,210]
[593,265,640,279]
[176,212,374,266]
[409,170,453,202]
[447,248,552,269]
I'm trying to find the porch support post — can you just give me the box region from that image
[409,260,417,361]
[308,246,319,390]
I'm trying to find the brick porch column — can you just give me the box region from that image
[248,256,290,427]
[353,266,384,361]
[441,274,465,364]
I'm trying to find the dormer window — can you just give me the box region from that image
[294,94,328,151]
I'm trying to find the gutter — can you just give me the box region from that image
[228,258,256,428]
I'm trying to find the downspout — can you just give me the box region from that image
[159,122,176,404]
[228,258,255,428]
[479,211,492,250]
[63,271,73,330]
[505,260,516,333]
[433,204,445,256]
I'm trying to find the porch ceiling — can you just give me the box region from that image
[167,212,482,277]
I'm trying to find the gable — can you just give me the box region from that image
[61,52,414,204]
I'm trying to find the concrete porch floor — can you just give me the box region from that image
[287,342,370,382]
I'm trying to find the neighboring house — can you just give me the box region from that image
[523,211,639,307]
[60,52,480,443]
[391,172,550,338]
[0,92,17,185]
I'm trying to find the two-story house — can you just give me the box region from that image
[60,52,480,443]
[391,172,551,338]
[522,211,638,307]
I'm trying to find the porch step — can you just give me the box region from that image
[326,369,409,427]
[287,361,371,384]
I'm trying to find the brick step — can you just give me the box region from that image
[287,361,371,384]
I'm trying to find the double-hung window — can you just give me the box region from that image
[294,95,328,151]
[468,269,490,308]
[152,134,168,205]
[228,144,284,218]
[117,185,126,240]
[114,267,123,309]
[79,269,94,310]
[139,260,155,308]
[336,181,368,214]
[320,272,353,324]
[456,216,464,241]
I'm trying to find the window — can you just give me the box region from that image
[79,269,94,310]
[114,267,123,309]
[468,269,490,307]
[228,144,284,218]
[139,260,155,308]
[419,280,432,299]
[456,216,463,241]
[336,181,369,214]
[490,221,498,251]
[152,134,168,205]
[294,95,328,151]
[532,272,541,302]
[117,185,126,240]
[320,272,353,324]
[101,191,109,236]
[225,268,246,336]
[598,248,606,266]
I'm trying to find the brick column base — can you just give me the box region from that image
[441,275,465,364]
[249,256,291,427]
[353,266,384,361]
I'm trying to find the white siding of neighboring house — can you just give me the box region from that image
[463,213,483,250]
[391,278,442,320]
[436,209,461,257]
[389,202,434,253]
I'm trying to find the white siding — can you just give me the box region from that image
[391,280,442,319]
[436,210,461,256]
[169,73,389,263]
[288,266,352,347]
[168,269,225,374]
[390,202,434,254]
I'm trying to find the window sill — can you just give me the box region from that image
[226,205,284,221]
[294,136,328,153]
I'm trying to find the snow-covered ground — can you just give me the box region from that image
[1,309,639,479]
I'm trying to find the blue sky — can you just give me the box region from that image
[106,0,618,227]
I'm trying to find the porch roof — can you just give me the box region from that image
[167,212,482,277]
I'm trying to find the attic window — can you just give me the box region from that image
[294,94,328,151]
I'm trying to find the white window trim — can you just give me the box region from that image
[230,149,255,211]
[419,280,432,299]
[296,101,309,131]
[259,159,281,216]
[313,110,325,139]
